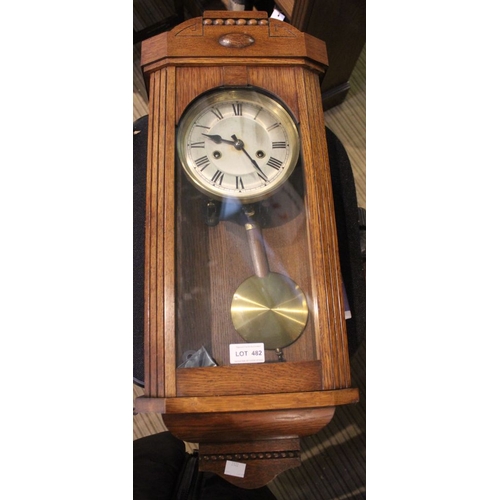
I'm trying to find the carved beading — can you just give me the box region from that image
[201,450,300,461]
[203,18,268,26]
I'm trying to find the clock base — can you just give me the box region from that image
[163,407,336,489]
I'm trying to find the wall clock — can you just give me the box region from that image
[134,10,359,489]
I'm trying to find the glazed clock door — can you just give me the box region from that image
[175,86,316,370]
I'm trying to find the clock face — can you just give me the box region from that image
[177,88,300,203]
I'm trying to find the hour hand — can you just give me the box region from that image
[202,133,236,145]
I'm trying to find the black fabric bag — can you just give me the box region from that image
[134,432,278,499]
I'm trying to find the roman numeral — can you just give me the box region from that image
[235,176,244,190]
[194,156,210,170]
[190,142,205,148]
[194,124,210,129]
[272,141,286,149]
[266,123,280,132]
[211,107,224,120]
[267,157,283,170]
[232,103,243,116]
[211,170,224,184]
[253,107,263,120]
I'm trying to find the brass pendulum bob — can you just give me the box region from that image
[230,207,309,360]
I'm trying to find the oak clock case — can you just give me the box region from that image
[136,10,359,489]
[176,86,312,364]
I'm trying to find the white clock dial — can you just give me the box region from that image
[177,89,300,203]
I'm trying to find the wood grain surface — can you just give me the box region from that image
[134,36,366,498]
[137,10,359,487]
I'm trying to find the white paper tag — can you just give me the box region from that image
[224,460,246,478]
[271,8,286,21]
[229,343,265,364]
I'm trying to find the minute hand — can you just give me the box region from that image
[231,135,268,180]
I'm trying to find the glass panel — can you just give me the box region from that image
[175,88,316,367]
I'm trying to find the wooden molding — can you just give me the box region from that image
[135,388,359,414]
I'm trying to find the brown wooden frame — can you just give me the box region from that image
[134,10,358,487]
